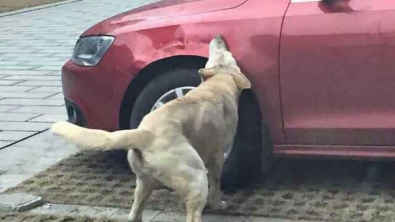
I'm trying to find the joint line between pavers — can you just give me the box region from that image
[4,106,23,113]
[26,86,41,92]
[43,92,61,99]
[10,80,25,86]
[0,129,47,150]
[0,75,11,80]
[25,113,45,122]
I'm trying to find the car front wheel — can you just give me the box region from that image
[129,68,262,191]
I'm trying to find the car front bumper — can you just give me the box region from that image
[61,59,133,131]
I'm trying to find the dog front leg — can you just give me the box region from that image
[207,154,227,210]
[128,178,154,222]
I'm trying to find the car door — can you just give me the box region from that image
[280,0,395,146]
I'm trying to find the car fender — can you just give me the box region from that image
[101,27,213,79]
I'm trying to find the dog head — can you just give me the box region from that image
[198,35,251,89]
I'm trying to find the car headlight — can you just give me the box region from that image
[72,36,114,67]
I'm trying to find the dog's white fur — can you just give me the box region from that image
[50,35,251,222]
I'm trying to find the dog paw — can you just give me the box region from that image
[207,200,228,210]
[127,213,142,222]
[219,200,228,210]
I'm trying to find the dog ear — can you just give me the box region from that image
[232,73,251,89]
[198,68,215,80]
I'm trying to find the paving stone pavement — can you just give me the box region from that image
[0,0,158,150]
[27,203,315,222]
[0,0,157,195]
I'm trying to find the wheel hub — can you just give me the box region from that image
[150,86,233,160]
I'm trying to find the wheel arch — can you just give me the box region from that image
[119,55,207,130]
[118,55,271,173]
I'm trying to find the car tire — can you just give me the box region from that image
[129,68,263,191]
[220,89,264,192]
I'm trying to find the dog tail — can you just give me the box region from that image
[50,121,153,151]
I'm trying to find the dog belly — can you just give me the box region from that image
[188,123,236,163]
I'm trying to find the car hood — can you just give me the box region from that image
[82,0,247,36]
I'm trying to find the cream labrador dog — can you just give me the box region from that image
[50,35,251,222]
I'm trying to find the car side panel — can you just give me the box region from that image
[280,0,395,145]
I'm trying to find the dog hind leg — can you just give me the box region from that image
[128,177,156,222]
[128,149,158,222]
[184,171,208,222]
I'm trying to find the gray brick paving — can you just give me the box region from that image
[16,80,62,86]
[3,75,60,81]
[0,106,17,112]
[0,113,40,122]
[49,53,72,58]
[28,86,62,93]
[33,66,63,71]
[0,75,9,79]
[0,61,22,66]
[0,131,35,141]
[10,106,66,114]
[0,86,36,92]
[0,65,39,70]
[0,70,53,76]
[45,71,63,75]
[0,80,23,85]
[0,141,13,148]
[29,114,67,123]
[0,99,64,106]
[46,93,64,99]
[0,122,50,131]
[0,131,79,192]
[0,0,158,74]
[0,92,55,99]
[0,174,30,193]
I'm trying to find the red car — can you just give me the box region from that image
[61,0,395,190]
